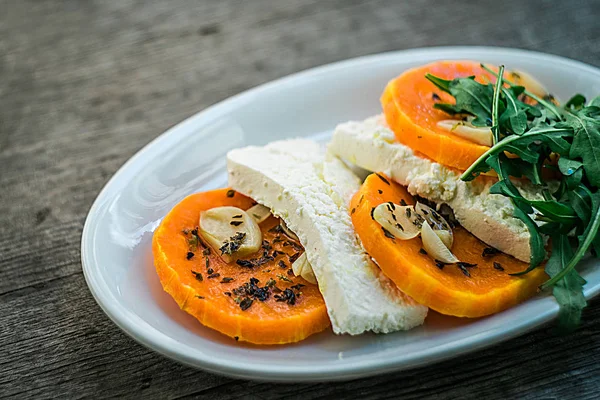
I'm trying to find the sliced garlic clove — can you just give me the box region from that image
[280,220,299,241]
[421,221,459,264]
[199,206,262,262]
[373,203,421,240]
[246,203,271,224]
[291,253,317,284]
[437,119,493,147]
[508,69,548,98]
[434,229,453,249]
[415,203,452,231]
[415,202,454,248]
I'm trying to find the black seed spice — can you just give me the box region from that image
[191,271,203,281]
[376,173,390,185]
[482,247,500,257]
[493,262,504,271]
[239,298,253,311]
[382,227,395,239]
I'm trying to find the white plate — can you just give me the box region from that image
[81,46,600,382]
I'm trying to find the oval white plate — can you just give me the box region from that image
[82,47,600,382]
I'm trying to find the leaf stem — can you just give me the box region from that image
[541,206,600,289]
[491,65,504,145]
[480,64,563,120]
[460,127,572,181]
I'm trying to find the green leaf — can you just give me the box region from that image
[565,94,587,111]
[567,107,600,187]
[485,154,545,270]
[559,157,584,190]
[491,65,505,144]
[426,75,494,126]
[499,157,543,185]
[512,205,547,272]
[425,74,452,94]
[543,191,600,288]
[490,180,577,223]
[545,234,586,331]
[501,143,540,164]
[568,185,592,223]
[589,95,600,108]
[558,157,583,176]
[499,87,528,135]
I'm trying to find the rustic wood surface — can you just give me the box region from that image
[2,0,600,398]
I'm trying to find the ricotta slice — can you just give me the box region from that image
[329,115,547,263]
[227,139,427,335]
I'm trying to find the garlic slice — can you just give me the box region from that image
[437,120,493,146]
[415,202,454,248]
[291,253,317,284]
[280,220,299,241]
[508,69,548,98]
[373,203,421,240]
[434,230,453,249]
[199,206,262,262]
[247,203,271,224]
[421,221,459,264]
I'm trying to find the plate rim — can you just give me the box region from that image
[81,45,600,381]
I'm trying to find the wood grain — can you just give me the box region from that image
[1,0,599,398]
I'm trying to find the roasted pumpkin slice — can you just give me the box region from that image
[152,188,330,344]
[381,60,498,171]
[350,173,548,318]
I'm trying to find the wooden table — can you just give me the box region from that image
[2,0,599,398]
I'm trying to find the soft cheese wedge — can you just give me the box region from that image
[227,139,427,334]
[329,115,550,263]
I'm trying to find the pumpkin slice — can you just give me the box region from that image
[152,188,330,344]
[381,60,498,171]
[350,173,548,318]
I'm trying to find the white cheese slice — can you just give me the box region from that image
[227,139,427,335]
[329,115,548,263]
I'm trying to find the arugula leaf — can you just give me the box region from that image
[485,154,546,269]
[565,94,587,111]
[428,66,600,329]
[461,126,573,181]
[425,74,494,126]
[512,206,547,271]
[558,157,583,175]
[568,185,592,223]
[543,191,600,288]
[491,65,505,144]
[545,234,587,331]
[559,157,584,191]
[567,107,600,188]
[480,63,563,120]
[499,87,528,135]
[489,180,577,223]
